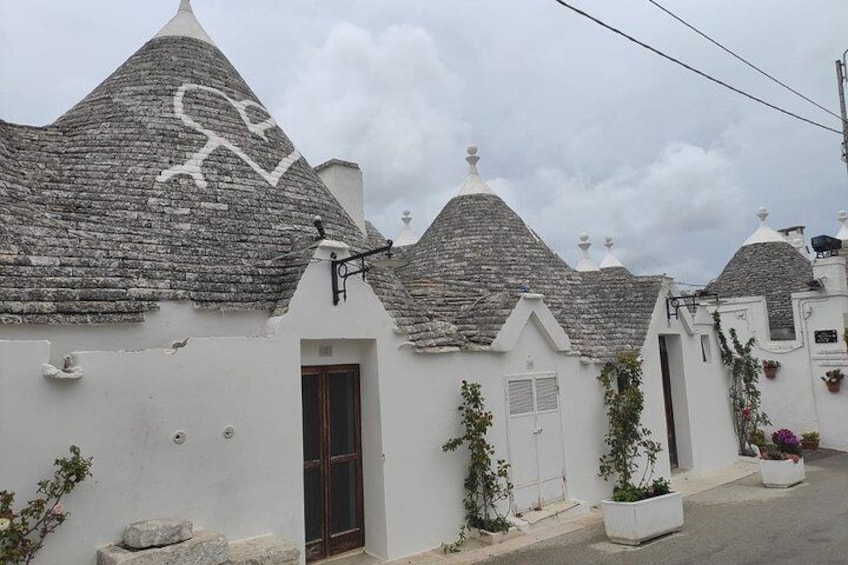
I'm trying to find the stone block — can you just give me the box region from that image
[97,530,228,565]
[227,535,299,565]
[123,518,193,549]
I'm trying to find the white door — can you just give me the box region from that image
[506,373,565,513]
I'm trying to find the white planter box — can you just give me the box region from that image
[759,458,805,488]
[600,492,683,546]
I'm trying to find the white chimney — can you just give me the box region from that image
[315,159,366,236]
[813,255,847,293]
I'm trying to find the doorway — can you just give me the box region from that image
[302,365,364,562]
[506,373,565,513]
[659,336,679,469]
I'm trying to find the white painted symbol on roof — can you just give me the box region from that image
[157,84,301,189]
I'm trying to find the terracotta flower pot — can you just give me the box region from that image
[826,381,841,393]
[801,440,819,451]
[763,366,777,379]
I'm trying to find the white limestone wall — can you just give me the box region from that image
[0,334,303,565]
[0,301,269,365]
[0,249,743,565]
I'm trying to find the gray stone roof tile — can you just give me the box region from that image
[1,33,362,324]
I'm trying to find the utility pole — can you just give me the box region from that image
[836,51,848,177]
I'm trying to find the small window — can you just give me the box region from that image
[700,335,712,363]
[508,380,534,415]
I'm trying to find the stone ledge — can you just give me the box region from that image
[97,530,228,565]
[227,535,299,565]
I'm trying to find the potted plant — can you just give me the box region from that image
[821,369,844,393]
[800,431,820,451]
[597,352,683,546]
[759,428,804,488]
[762,360,781,379]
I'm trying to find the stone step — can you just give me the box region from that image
[97,530,228,565]
[123,518,193,550]
[227,535,299,565]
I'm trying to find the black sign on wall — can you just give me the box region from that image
[814,330,838,344]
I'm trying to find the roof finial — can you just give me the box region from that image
[155,0,215,45]
[395,210,419,247]
[576,233,600,272]
[743,206,786,246]
[454,144,495,197]
[837,210,848,241]
[466,145,480,175]
[599,236,625,269]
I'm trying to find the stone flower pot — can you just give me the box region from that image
[759,458,805,488]
[600,492,683,545]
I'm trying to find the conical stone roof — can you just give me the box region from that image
[707,242,812,336]
[1,5,362,324]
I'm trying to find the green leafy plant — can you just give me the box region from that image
[597,351,665,502]
[443,380,513,535]
[0,446,93,565]
[821,369,845,384]
[713,312,771,456]
[801,431,820,443]
[748,429,766,447]
[762,360,781,369]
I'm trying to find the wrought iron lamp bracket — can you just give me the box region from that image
[330,240,394,305]
[666,293,717,321]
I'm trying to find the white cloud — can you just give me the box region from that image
[275,22,471,223]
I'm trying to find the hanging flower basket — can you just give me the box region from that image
[762,360,780,379]
[821,369,844,393]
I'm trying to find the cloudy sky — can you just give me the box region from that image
[2,1,847,285]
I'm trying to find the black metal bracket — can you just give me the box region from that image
[331,240,394,305]
[666,293,717,321]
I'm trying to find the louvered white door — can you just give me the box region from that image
[506,373,565,514]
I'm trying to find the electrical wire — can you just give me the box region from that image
[644,0,842,122]
[551,0,842,135]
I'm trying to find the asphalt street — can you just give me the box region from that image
[482,450,848,565]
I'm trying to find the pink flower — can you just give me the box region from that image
[51,503,65,516]
[742,407,751,420]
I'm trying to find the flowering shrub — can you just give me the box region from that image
[760,428,802,462]
[0,446,93,564]
[598,352,666,502]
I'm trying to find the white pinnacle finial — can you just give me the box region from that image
[466,145,480,174]
[743,206,785,246]
[455,144,495,197]
[576,233,600,272]
[395,210,419,247]
[155,0,215,45]
[838,210,848,241]
[600,236,625,269]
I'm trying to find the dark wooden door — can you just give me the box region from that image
[659,337,679,469]
[302,365,364,562]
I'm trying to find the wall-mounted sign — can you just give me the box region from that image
[814,330,838,344]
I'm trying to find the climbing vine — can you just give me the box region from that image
[597,352,666,502]
[442,380,513,534]
[712,311,771,456]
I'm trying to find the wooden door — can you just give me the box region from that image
[659,337,679,469]
[302,365,364,561]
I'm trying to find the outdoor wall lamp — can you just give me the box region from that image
[330,240,394,305]
[666,293,718,322]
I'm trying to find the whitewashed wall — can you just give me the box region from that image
[713,256,848,451]
[0,247,742,565]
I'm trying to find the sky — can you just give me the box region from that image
[2,0,848,286]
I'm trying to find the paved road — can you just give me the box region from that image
[483,450,848,565]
